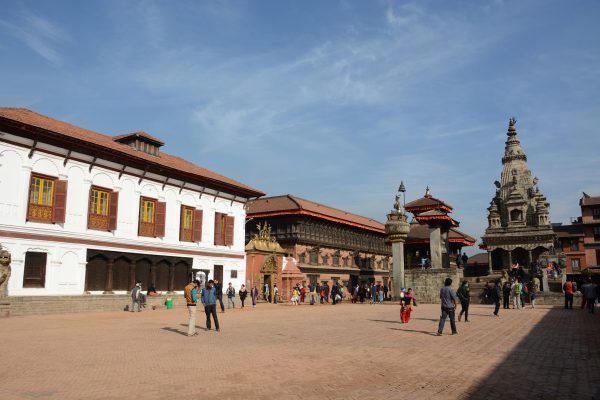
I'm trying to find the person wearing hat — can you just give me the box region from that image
[184,279,200,337]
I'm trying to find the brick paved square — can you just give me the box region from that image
[1,303,598,400]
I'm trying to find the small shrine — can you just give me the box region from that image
[405,187,459,269]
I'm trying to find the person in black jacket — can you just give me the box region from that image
[491,281,501,316]
[214,280,225,313]
[502,281,512,309]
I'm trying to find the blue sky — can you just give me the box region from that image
[1,0,599,252]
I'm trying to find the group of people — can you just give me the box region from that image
[564,277,599,313]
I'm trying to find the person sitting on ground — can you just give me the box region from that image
[147,283,162,297]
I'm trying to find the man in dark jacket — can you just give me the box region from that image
[490,281,501,316]
[214,279,225,313]
[201,280,220,331]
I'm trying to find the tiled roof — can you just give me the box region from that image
[0,108,263,198]
[580,193,600,206]
[406,223,475,245]
[405,196,453,213]
[467,253,489,265]
[553,223,584,237]
[247,195,385,232]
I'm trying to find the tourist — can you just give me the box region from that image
[371,283,378,304]
[147,283,161,297]
[130,281,143,312]
[332,282,342,305]
[520,279,527,308]
[291,286,300,305]
[184,279,199,336]
[401,288,417,323]
[264,283,270,303]
[457,281,470,322]
[300,284,306,303]
[352,284,359,304]
[378,284,384,303]
[273,284,279,304]
[528,280,537,309]
[581,279,598,314]
[226,282,236,309]
[309,283,317,305]
[563,277,574,309]
[461,252,469,269]
[252,286,258,308]
[490,281,501,317]
[201,279,220,332]
[383,284,389,300]
[214,279,225,313]
[436,278,458,336]
[319,286,325,304]
[324,283,330,303]
[512,279,523,310]
[239,284,248,308]
[502,281,511,309]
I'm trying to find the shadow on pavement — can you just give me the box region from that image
[369,319,402,324]
[465,307,600,400]
[161,327,192,336]
[389,327,438,336]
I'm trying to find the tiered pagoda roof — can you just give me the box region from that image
[405,187,458,227]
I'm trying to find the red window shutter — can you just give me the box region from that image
[225,216,235,246]
[214,212,223,245]
[108,191,119,231]
[192,209,203,242]
[52,180,68,223]
[155,201,166,237]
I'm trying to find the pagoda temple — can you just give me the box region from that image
[481,118,555,271]
[405,187,466,268]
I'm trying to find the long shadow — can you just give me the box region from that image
[389,327,438,336]
[179,324,209,330]
[369,319,402,324]
[466,308,600,399]
[161,327,189,337]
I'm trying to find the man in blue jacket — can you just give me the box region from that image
[201,280,220,332]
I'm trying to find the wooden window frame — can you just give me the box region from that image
[139,197,157,237]
[23,251,47,288]
[27,172,68,224]
[230,270,237,279]
[88,185,111,231]
[214,213,234,246]
[180,205,195,242]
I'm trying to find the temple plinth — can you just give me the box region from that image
[385,196,410,297]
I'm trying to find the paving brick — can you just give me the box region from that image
[0,303,598,399]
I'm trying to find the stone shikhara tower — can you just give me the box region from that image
[481,118,555,271]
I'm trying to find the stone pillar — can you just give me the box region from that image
[430,227,442,269]
[167,264,175,294]
[103,258,114,294]
[488,251,493,274]
[391,241,405,291]
[0,247,12,318]
[385,196,410,300]
[527,250,533,267]
[507,250,512,269]
[150,262,157,287]
[541,268,548,292]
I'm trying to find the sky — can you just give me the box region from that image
[1,0,599,253]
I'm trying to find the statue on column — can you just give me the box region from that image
[0,246,12,298]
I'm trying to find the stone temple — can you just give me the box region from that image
[481,118,555,271]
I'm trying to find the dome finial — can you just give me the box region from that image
[424,186,432,198]
[507,117,517,136]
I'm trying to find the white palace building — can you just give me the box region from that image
[0,108,264,296]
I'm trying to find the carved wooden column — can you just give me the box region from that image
[527,250,533,267]
[128,262,136,289]
[167,264,175,293]
[150,261,157,286]
[488,252,493,274]
[103,258,114,294]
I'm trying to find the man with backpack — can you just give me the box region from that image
[563,277,574,309]
[226,282,236,309]
[184,279,199,336]
[130,281,143,312]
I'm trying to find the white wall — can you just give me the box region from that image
[0,137,248,295]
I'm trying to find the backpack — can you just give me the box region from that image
[524,284,529,294]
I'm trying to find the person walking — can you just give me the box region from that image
[184,279,199,336]
[502,281,511,309]
[437,278,458,336]
[226,282,236,309]
[491,281,501,317]
[457,281,470,322]
[309,283,317,305]
[581,279,598,314]
[130,281,143,312]
[214,279,225,313]
[239,284,248,308]
[300,285,306,303]
[264,282,270,303]
[251,286,259,308]
[512,279,523,310]
[201,279,220,332]
[400,288,417,323]
[461,252,469,269]
[273,284,279,304]
[563,278,574,309]
[291,286,300,305]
